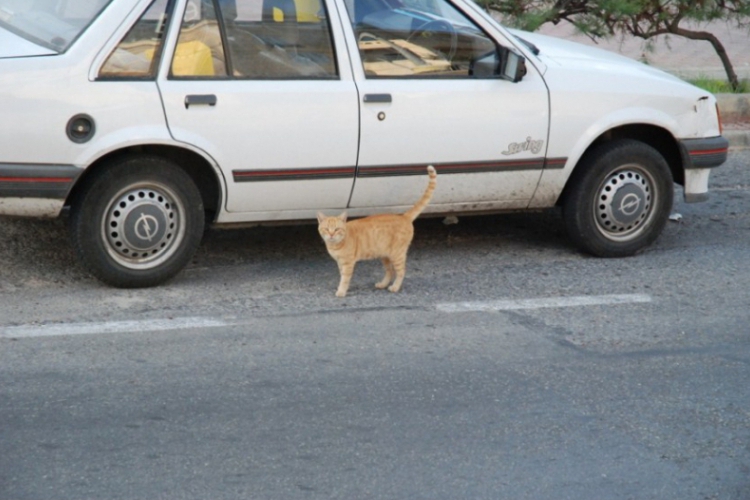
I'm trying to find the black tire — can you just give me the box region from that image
[562,139,673,257]
[70,156,204,288]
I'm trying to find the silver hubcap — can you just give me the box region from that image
[595,166,656,241]
[102,183,185,270]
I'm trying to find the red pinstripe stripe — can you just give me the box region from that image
[0,177,72,183]
[234,167,355,177]
[689,148,728,156]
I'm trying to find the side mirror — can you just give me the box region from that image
[501,49,526,83]
[470,50,500,79]
[470,48,527,82]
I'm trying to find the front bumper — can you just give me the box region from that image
[679,136,729,203]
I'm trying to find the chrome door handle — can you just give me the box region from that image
[363,93,392,103]
[184,94,217,109]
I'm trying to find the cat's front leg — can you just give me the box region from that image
[336,262,355,297]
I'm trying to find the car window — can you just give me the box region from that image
[0,0,114,52]
[172,0,337,79]
[344,0,496,78]
[99,0,172,79]
[170,0,228,77]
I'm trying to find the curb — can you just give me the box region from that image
[716,94,749,149]
[716,94,750,123]
[725,130,750,150]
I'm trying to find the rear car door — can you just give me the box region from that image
[157,0,359,216]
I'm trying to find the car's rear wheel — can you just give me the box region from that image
[562,139,674,257]
[70,156,204,288]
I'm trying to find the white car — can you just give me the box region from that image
[0,0,728,287]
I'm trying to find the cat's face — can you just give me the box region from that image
[317,212,347,245]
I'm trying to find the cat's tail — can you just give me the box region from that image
[404,166,437,222]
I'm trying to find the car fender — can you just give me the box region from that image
[71,130,229,216]
[530,106,682,208]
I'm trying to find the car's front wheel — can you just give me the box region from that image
[562,139,674,257]
[70,156,204,288]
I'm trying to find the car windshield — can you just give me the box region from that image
[0,0,114,52]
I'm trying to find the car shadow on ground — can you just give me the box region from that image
[193,209,572,267]
[0,209,573,290]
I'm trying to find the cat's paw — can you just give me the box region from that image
[387,284,401,293]
[375,281,389,289]
[335,290,347,297]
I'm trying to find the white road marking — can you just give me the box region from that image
[436,294,652,313]
[1,294,652,338]
[0,317,232,339]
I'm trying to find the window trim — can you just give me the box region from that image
[95,0,178,82]
[213,0,235,76]
[167,0,342,81]
[345,0,503,80]
[168,0,230,79]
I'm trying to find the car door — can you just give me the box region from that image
[341,0,550,211]
[157,0,359,216]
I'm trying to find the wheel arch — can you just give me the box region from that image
[559,123,683,206]
[65,144,225,222]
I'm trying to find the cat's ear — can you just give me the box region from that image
[338,211,348,223]
[317,212,326,224]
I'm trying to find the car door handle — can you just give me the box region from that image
[184,94,217,109]
[363,93,392,104]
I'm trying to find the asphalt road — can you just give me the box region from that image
[1,150,750,499]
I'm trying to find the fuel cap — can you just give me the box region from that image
[66,114,95,143]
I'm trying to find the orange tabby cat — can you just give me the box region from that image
[318,166,437,297]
